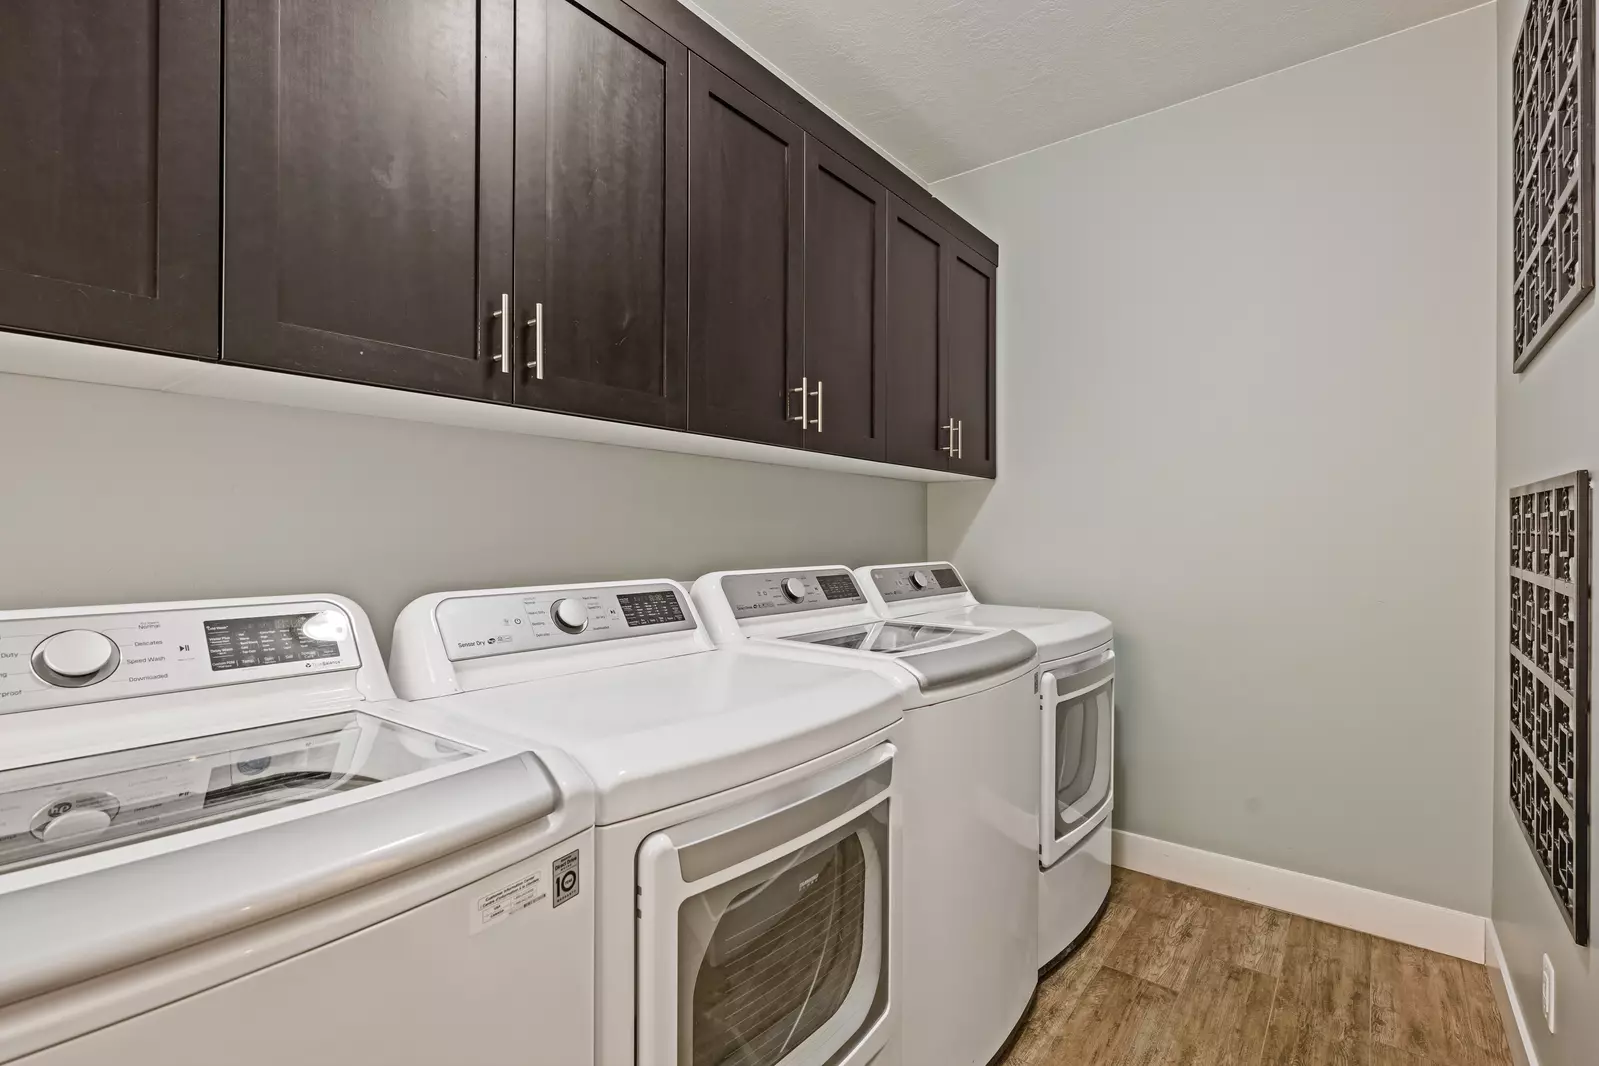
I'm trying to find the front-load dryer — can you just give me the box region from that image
[388,578,906,1066]
[690,567,1040,1066]
[0,595,595,1066]
[855,562,1115,975]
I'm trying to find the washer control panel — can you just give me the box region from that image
[435,582,695,662]
[870,564,967,603]
[722,569,868,619]
[0,602,360,715]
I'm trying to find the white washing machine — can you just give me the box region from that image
[855,563,1115,975]
[0,594,595,1065]
[387,578,907,1066]
[690,567,1040,1066]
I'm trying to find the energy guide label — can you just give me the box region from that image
[471,870,545,934]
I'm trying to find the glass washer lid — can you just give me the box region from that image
[783,621,972,655]
[0,712,478,877]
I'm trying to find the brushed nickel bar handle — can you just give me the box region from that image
[809,379,823,432]
[492,294,512,374]
[942,418,958,457]
[525,303,543,379]
[789,377,809,424]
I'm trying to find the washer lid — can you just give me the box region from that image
[0,735,559,1010]
[0,712,479,877]
[417,650,905,825]
[911,605,1113,664]
[782,622,1038,693]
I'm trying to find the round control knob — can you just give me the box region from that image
[781,577,808,603]
[551,598,589,634]
[34,630,118,685]
[910,570,934,590]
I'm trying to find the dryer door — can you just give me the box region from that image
[1040,647,1114,868]
[636,745,896,1066]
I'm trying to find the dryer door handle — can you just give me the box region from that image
[655,743,893,884]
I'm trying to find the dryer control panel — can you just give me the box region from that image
[435,582,696,662]
[869,564,967,603]
[721,569,869,619]
[0,602,361,716]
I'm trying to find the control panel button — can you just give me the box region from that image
[551,598,590,634]
[910,570,933,590]
[34,630,120,687]
[36,806,113,842]
[31,791,121,842]
[781,577,808,603]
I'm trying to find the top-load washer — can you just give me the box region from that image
[388,578,907,1066]
[0,594,595,1066]
[855,562,1115,975]
[690,567,1040,1066]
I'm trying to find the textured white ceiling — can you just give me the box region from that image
[687,0,1486,181]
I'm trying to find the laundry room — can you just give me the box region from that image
[0,0,1587,1064]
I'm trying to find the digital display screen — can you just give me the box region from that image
[205,614,342,672]
[617,591,687,628]
[817,574,861,601]
[933,568,963,590]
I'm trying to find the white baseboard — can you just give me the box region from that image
[1484,920,1540,1066]
[1111,829,1486,963]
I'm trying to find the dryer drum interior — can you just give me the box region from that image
[678,815,887,1066]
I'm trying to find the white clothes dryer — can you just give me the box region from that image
[856,563,1115,975]
[0,595,595,1066]
[388,579,906,1066]
[690,567,1040,1066]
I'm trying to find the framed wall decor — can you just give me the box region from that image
[1508,472,1591,943]
[1512,0,1595,371]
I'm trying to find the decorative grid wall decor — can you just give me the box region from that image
[1509,472,1591,943]
[1512,0,1595,371]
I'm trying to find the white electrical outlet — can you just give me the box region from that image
[1541,954,1557,1034]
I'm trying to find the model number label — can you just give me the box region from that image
[471,870,545,934]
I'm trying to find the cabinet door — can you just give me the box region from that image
[0,0,220,357]
[803,137,887,461]
[516,0,688,428]
[884,196,952,471]
[224,0,514,401]
[687,56,805,448]
[945,244,997,478]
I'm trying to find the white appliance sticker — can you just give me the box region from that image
[472,870,545,934]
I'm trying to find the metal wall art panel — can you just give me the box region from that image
[1512,0,1595,371]
[1509,472,1591,942]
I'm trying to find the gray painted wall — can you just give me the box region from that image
[1494,0,1599,1060]
[0,374,925,650]
[928,7,1498,914]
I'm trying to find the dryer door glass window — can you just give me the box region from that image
[678,807,889,1066]
[1048,659,1114,845]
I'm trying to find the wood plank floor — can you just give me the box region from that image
[1000,869,1514,1066]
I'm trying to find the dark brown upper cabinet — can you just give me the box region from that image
[223,0,515,401]
[687,55,806,449]
[945,244,997,478]
[885,196,954,470]
[515,0,689,428]
[884,195,998,476]
[802,136,889,462]
[0,0,220,358]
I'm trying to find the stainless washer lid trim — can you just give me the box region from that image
[897,629,1038,692]
[0,752,558,1009]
